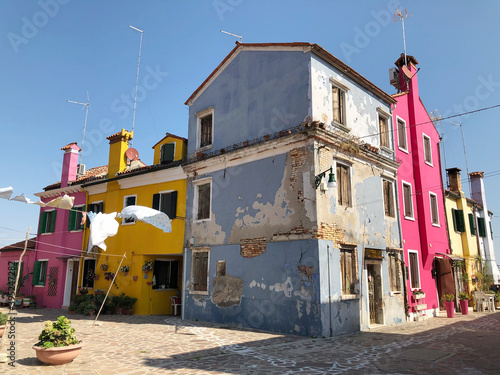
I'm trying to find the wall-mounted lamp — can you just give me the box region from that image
[314,167,337,190]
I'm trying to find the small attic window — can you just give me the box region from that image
[160,143,175,164]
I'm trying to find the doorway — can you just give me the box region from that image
[62,259,79,307]
[367,263,384,324]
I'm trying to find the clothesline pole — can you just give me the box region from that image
[93,253,126,326]
[0,227,30,362]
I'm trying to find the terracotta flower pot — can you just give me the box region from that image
[0,325,5,338]
[33,342,83,365]
[460,299,469,315]
[133,276,138,282]
[122,271,128,277]
[445,301,455,318]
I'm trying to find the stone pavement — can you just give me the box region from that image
[0,307,499,374]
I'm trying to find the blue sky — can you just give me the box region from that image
[2,0,500,262]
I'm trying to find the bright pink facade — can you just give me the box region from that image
[392,55,450,317]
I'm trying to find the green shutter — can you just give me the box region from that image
[49,211,57,233]
[478,217,486,237]
[68,209,76,231]
[169,191,178,219]
[468,213,476,235]
[454,210,465,232]
[452,209,457,232]
[152,194,160,210]
[32,261,41,285]
[161,143,175,164]
[39,211,47,234]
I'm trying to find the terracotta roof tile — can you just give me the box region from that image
[44,165,108,190]
[61,142,80,151]
[469,171,484,178]
[152,133,187,149]
[0,237,36,252]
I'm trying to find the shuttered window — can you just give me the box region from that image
[86,202,103,228]
[429,193,439,225]
[453,209,465,232]
[82,259,96,288]
[423,134,433,165]
[337,164,351,207]
[32,260,48,286]
[340,246,357,295]
[478,217,486,237]
[196,182,211,220]
[152,191,178,219]
[379,115,390,148]
[388,253,402,292]
[192,251,209,292]
[409,251,420,289]
[68,205,85,231]
[468,213,476,235]
[403,183,413,218]
[38,210,57,234]
[397,118,407,150]
[332,86,345,125]
[123,196,136,224]
[200,114,213,148]
[383,180,395,217]
[160,143,175,164]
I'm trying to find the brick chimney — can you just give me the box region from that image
[60,142,81,188]
[106,129,133,178]
[469,171,485,204]
[446,167,462,193]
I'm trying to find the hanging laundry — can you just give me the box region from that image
[0,187,13,200]
[45,194,75,210]
[87,212,119,252]
[117,205,172,233]
[87,211,97,223]
[30,201,47,207]
[10,194,32,203]
[80,212,87,226]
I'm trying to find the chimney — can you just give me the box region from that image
[106,129,133,178]
[469,171,484,204]
[394,53,419,94]
[60,142,81,188]
[446,167,462,193]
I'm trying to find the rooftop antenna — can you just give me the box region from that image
[220,29,243,43]
[394,8,410,66]
[130,25,144,147]
[431,110,447,185]
[449,120,471,195]
[66,91,90,169]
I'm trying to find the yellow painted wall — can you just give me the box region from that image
[80,134,187,315]
[153,134,187,165]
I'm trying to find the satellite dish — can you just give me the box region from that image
[401,65,415,79]
[125,148,139,161]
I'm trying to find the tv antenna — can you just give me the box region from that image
[220,30,242,43]
[130,25,144,147]
[394,8,410,66]
[449,120,471,195]
[431,110,447,175]
[66,91,90,168]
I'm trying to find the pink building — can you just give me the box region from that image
[0,238,36,300]
[31,142,87,309]
[391,54,451,320]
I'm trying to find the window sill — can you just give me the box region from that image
[398,147,409,154]
[70,229,83,233]
[380,146,394,154]
[197,145,213,153]
[341,294,359,301]
[404,216,415,221]
[34,285,45,288]
[41,232,53,236]
[189,290,209,296]
[153,288,177,292]
[121,221,136,226]
[331,121,351,133]
[432,223,441,227]
[193,218,211,223]
[390,291,402,296]
[425,161,434,167]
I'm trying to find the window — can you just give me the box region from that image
[468,213,476,235]
[340,246,357,295]
[194,180,211,221]
[82,259,96,288]
[87,201,103,214]
[160,143,175,164]
[379,114,390,149]
[388,252,402,292]
[423,134,433,165]
[397,117,407,151]
[408,251,420,289]
[452,209,465,232]
[153,260,179,290]
[429,193,439,225]
[153,191,178,219]
[383,179,395,217]
[197,108,214,150]
[332,86,346,125]
[39,209,56,234]
[402,182,414,219]
[68,205,85,231]
[191,250,209,293]
[478,217,486,237]
[337,163,351,207]
[32,260,48,286]
[123,195,136,224]
[490,221,493,240]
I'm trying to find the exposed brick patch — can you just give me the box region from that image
[290,147,309,189]
[298,265,314,279]
[240,237,267,258]
[312,222,345,244]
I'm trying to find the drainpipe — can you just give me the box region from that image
[327,244,332,337]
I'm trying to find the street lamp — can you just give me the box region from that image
[315,167,337,190]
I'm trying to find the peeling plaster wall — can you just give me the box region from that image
[310,55,393,151]
[187,50,311,157]
[184,241,323,336]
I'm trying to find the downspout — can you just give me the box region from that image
[79,189,89,293]
[327,244,332,337]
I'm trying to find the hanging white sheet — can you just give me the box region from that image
[0,187,14,200]
[117,205,172,233]
[87,212,119,252]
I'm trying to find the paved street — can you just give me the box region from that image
[0,307,499,374]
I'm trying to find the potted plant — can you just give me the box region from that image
[28,294,37,309]
[32,316,83,365]
[0,312,8,337]
[458,292,470,315]
[441,294,455,318]
[120,265,129,276]
[23,296,31,308]
[143,261,153,274]
[68,303,78,315]
[121,295,137,315]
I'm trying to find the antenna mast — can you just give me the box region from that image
[130,25,144,147]
[394,8,409,66]
[449,121,471,195]
[66,92,90,169]
[220,29,243,42]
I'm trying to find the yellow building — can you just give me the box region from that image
[80,129,187,315]
[444,168,481,295]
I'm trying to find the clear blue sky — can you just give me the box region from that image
[2,0,500,262]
